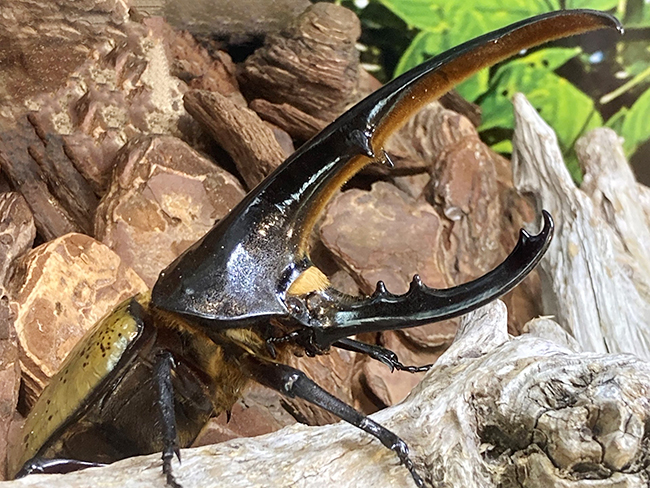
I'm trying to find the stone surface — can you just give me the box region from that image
[321,182,449,296]
[0,193,31,480]
[0,194,36,287]
[95,135,246,287]
[192,384,297,446]
[239,3,361,124]
[184,90,287,189]
[131,0,311,44]
[0,2,195,239]
[249,99,327,142]
[7,233,148,406]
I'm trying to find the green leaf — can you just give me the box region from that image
[625,3,650,28]
[607,87,650,157]
[374,0,446,30]
[494,47,582,76]
[377,0,557,34]
[456,69,490,102]
[491,139,513,154]
[565,0,618,10]
[480,65,603,156]
[393,31,441,76]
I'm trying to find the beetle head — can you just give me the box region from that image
[152,10,620,350]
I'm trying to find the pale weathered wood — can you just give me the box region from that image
[4,301,650,487]
[512,93,650,359]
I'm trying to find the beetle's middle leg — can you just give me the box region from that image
[154,350,182,488]
[243,356,425,487]
[334,338,433,373]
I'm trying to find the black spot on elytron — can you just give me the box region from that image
[23,434,28,442]
[46,400,51,405]
[102,353,106,357]
[501,89,508,97]
[542,59,549,67]
[529,62,535,68]
[48,415,52,421]
[62,379,67,384]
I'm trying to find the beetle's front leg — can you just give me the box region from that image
[243,356,425,487]
[154,350,182,488]
[334,338,433,373]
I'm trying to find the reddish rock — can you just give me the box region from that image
[320,182,449,296]
[184,90,288,189]
[285,348,357,426]
[95,135,246,287]
[7,233,148,406]
[0,193,36,287]
[0,193,31,479]
[239,3,361,124]
[362,331,441,407]
[192,384,297,446]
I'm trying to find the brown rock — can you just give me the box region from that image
[370,102,445,178]
[362,331,441,407]
[0,3,190,214]
[249,99,327,142]
[95,135,246,287]
[320,182,449,296]
[0,193,36,287]
[0,117,83,240]
[184,90,287,189]
[148,18,245,104]
[0,194,28,479]
[139,0,311,43]
[0,294,20,481]
[425,109,502,281]
[319,182,459,351]
[192,384,297,446]
[397,104,541,332]
[392,173,431,201]
[239,3,361,123]
[7,233,148,406]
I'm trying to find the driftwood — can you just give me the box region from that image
[512,93,650,359]
[4,300,650,487]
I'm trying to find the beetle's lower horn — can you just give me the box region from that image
[309,211,554,347]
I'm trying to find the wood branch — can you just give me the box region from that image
[0,193,35,287]
[184,90,287,189]
[238,3,361,122]
[249,98,327,141]
[5,300,650,487]
[511,93,650,359]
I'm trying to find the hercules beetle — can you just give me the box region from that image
[9,9,621,488]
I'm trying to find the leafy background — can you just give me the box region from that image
[334,0,650,183]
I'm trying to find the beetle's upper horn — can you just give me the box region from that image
[152,10,620,330]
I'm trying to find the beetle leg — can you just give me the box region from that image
[244,356,424,487]
[154,350,182,488]
[17,458,106,477]
[334,338,432,373]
